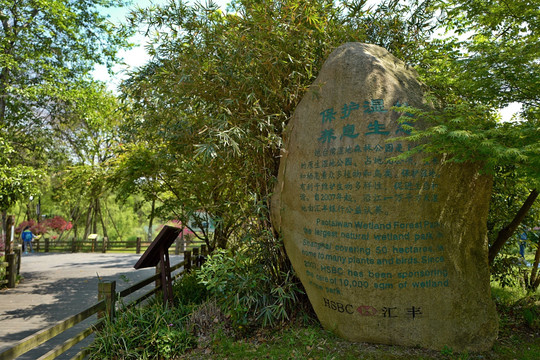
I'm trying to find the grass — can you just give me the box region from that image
[176,284,540,360]
[88,265,540,360]
[179,318,539,360]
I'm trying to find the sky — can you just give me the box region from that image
[92,0,229,89]
[93,0,520,122]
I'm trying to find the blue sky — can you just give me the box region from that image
[93,0,229,89]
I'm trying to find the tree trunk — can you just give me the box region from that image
[26,201,32,221]
[97,200,108,240]
[527,242,540,291]
[105,203,121,240]
[488,188,539,265]
[92,198,99,235]
[71,206,79,243]
[0,65,9,125]
[1,211,6,250]
[82,203,94,241]
[73,222,78,245]
[147,198,155,243]
[214,222,228,250]
[36,197,41,222]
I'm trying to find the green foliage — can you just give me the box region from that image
[0,0,131,126]
[47,83,135,241]
[0,1,132,214]
[522,303,540,329]
[89,273,207,359]
[0,135,43,211]
[491,254,524,289]
[178,314,540,359]
[440,345,453,357]
[431,0,539,111]
[403,0,540,179]
[88,303,196,360]
[486,166,540,289]
[389,0,539,271]
[492,288,540,360]
[118,0,437,251]
[172,271,209,306]
[198,248,303,330]
[392,103,539,182]
[98,195,143,241]
[488,168,539,240]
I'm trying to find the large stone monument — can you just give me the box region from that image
[271,43,498,351]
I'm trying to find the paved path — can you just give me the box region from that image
[0,252,183,359]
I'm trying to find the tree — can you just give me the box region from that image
[487,166,540,291]
[0,0,132,234]
[50,82,126,242]
[394,0,539,268]
[0,134,43,246]
[0,0,131,126]
[118,0,436,255]
[0,136,42,211]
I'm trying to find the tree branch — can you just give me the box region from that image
[488,188,539,265]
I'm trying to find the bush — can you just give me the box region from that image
[491,254,525,288]
[197,248,303,331]
[88,303,196,360]
[88,272,207,359]
[15,219,47,235]
[516,295,540,330]
[173,270,208,306]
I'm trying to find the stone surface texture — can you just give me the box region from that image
[271,43,498,351]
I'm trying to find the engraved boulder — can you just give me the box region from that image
[271,43,498,351]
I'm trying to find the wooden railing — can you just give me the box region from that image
[0,260,8,286]
[1,215,19,288]
[0,248,22,288]
[0,246,207,360]
[30,236,204,255]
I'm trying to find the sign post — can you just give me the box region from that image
[134,225,182,306]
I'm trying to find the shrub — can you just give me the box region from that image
[197,248,303,331]
[88,303,196,360]
[491,254,524,288]
[173,270,208,306]
[88,273,206,359]
[187,298,230,343]
[516,295,540,330]
[42,216,72,232]
[15,219,47,235]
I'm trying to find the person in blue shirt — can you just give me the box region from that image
[21,226,35,254]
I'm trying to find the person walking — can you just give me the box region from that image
[21,226,35,254]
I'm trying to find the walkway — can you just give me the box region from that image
[0,252,183,359]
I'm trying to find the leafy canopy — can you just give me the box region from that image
[118,0,436,250]
[395,0,539,186]
[0,135,42,211]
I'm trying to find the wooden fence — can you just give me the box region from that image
[0,236,202,289]
[0,246,207,360]
[30,236,203,255]
[0,215,21,288]
[0,248,22,288]
[0,260,8,287]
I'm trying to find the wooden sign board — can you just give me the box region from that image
[134,225,182,306]
[134,225,181,269]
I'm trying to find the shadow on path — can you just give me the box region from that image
[0,252,184,359]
